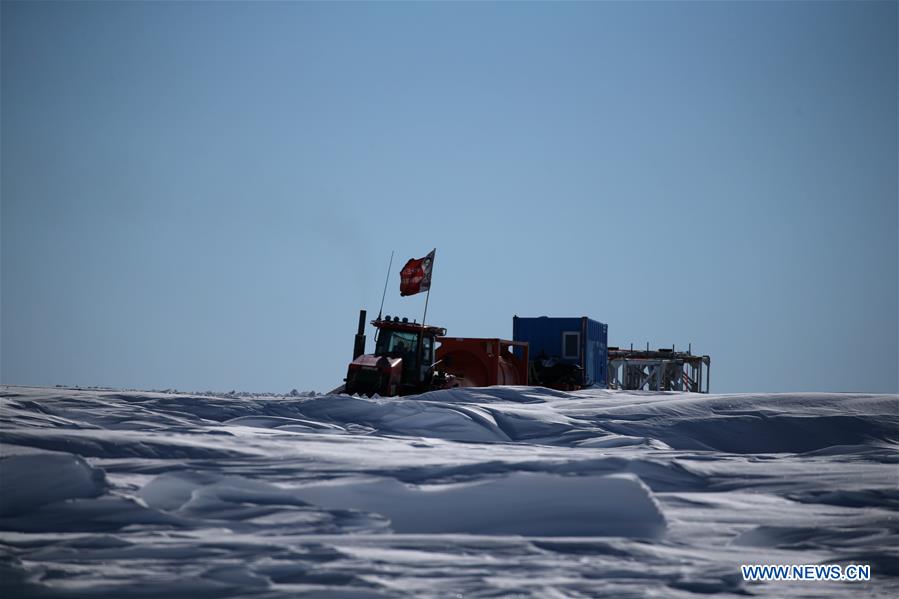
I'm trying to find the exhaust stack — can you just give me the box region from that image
[353,309,367,359]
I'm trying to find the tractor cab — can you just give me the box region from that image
[373,316,446,388]
[345,314,447,397]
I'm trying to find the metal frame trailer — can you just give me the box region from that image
[607,348,711,393]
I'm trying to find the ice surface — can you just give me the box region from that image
[0,452,107,516]
[293,472,666,537]
[1,385,897,597]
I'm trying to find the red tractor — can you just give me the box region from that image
[344,310,528,397]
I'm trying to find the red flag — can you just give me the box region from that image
[400,249,435,297]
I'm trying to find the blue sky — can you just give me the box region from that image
[2,1,896,393]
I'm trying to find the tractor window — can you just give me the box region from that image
[422,336,433,364]
[375,330,420,358]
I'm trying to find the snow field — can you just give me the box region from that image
[1,385,897,597]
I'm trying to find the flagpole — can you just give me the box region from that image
[421,287,431,329]
[420,249,435,328]
[418,250,435,380]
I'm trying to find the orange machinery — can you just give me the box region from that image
[435,337,529,388]
[344,310,529,397]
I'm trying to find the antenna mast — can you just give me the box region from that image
[377,250,394,320]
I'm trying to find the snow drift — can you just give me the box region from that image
[1,385,897,597]
[293,472,666,537]
[0,452,107,516]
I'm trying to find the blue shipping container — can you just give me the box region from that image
[512,316,608,387]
